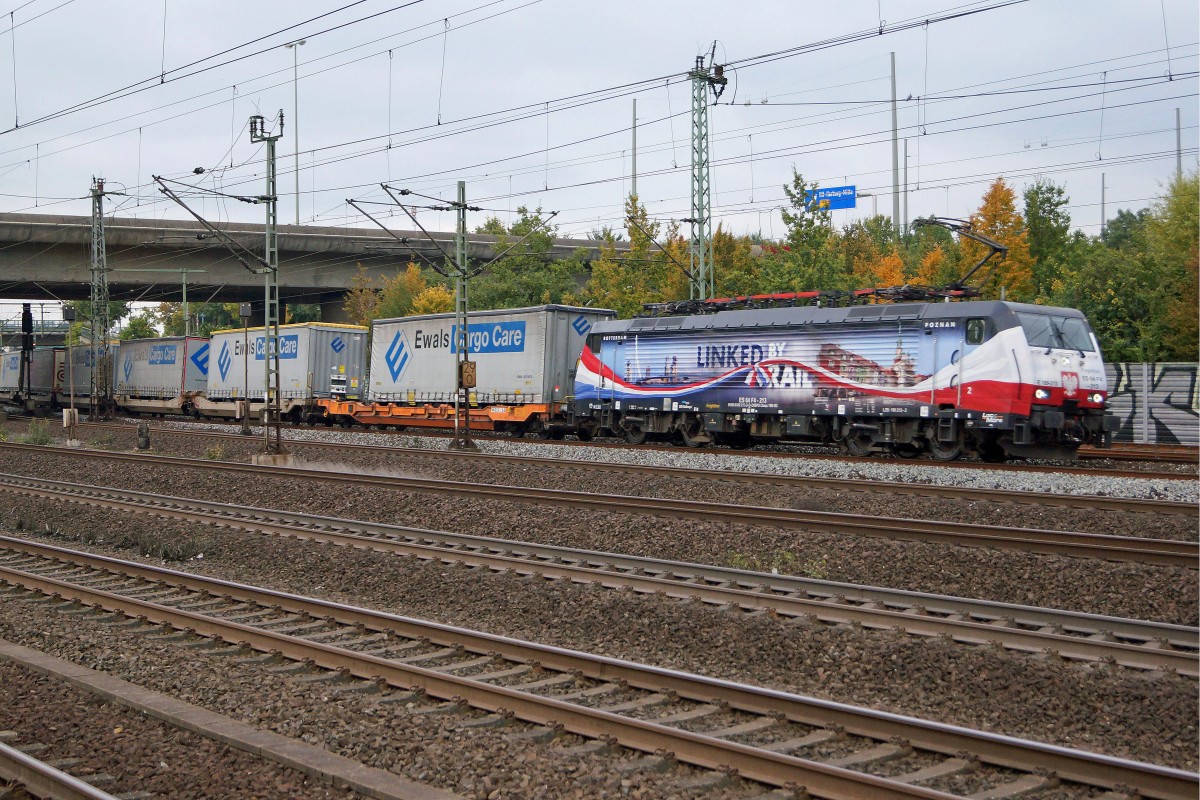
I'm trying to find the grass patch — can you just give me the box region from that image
[20,418,52,445]
[32,520,211,562]
[203,444,228,460]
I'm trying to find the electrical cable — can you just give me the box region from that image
[0,0,416,135]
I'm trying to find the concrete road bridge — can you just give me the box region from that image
[0,212,618,322]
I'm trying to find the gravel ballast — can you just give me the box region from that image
[25,422,1198,541]
[0,658,365,799]
[1,493,1195,774]
[1,448,1194,625]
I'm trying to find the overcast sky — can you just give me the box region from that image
[0,0,1197,319]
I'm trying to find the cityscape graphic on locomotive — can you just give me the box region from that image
[572,300,1118,460]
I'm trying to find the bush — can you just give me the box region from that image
[726,550,828,579]
[203,444,227,460]
[22,418,51,445]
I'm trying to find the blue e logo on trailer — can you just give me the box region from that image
[572,315,592,336]
[217,341,232,380]
[190,342,210,376]
[385,330,410,381]
[122,356,133,382]
[330,336,346,354]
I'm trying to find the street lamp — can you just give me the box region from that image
[856,192,878,219]
[285,39,305,226]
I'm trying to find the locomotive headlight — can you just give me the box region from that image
[1034,389,1051,400]
[1060,357,1071,366]
[1089,392,1104,403]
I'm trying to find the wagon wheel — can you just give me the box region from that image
[575,423,596,442]
[892,443,922,459]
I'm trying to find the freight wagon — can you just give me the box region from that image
[62,343,121,401]
[0,344,119,408]
[1,347,73,405]
[115,336,210,415]
[195,323,367,420]
[320,305,615,434]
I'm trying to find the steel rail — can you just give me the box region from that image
[67,421,1199,517]
[2,474,1195,674]
[0,741,121,800]
[25,414,1195,479]
[0,538,1194,800]
[0,443,1194,568]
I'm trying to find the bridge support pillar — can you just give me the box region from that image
[318,297,353,324]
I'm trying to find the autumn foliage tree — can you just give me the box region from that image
[342,265,381,327]
[582,195,683,317]
[410,285,455,315]
[959,178,1034,302]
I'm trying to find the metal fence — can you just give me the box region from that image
[1105,362,1199,446]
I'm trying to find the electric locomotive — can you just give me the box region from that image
[572,299,1118,460]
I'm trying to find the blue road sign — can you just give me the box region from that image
[811,185,856,211]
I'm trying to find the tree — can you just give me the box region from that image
[65,300,131,340]
[581,195,681,317]
[1103,208,1150,250]
[712,225,762,297]
[771,170,850,292]
[913,245,956,286]
[377,263,430,319]
[1023,179,1071,299]
[156,302,239,336]
[343,264,381,327]
[470,207,582,309]
[410,285,455,315]
[119,314,158,340]
[286,303,321,323]
[959,178,1035,301]
[1142,171,1199,360]
[851,247,905,291]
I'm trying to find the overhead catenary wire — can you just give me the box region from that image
[0,0,419,135]
[5,2,1193,246]
[79,65,1194,226]
[0,13,1185,225]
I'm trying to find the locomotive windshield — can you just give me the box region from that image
[1016,312,1095,352]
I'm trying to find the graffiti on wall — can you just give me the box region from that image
[1106,362,1199,445]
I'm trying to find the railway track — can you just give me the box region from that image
[1079,442,1199,465]
[1,442,1195,567]
[0,535,1193,800]
[65,420,1200,518]
[3,473,1193,675]
[4,443,1195,568]
[0,739,121,800]
[44,414,1196,478]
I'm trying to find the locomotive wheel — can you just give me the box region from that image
[892,443,921,459]
[622,424,647,445]
[979,439,1007,463]
[928,437,963,461]
[843,432,875,458]
[715,431,752,450]
[678,420,708,448]
[575,424,596,442]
